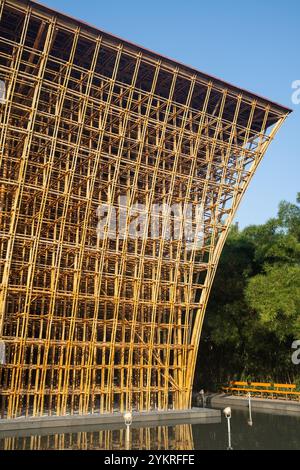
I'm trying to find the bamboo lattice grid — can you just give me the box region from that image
[0,0,290,419]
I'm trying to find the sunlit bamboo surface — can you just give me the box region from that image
[0,0,290,419]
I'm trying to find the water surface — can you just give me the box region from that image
[1,407,300,450]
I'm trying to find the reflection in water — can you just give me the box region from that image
[1,409,300,450]
[0,424,194,451]
[192,407,300,450]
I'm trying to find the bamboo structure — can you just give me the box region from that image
[0,0,291,419]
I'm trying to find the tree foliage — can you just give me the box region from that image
[195,193,300,391]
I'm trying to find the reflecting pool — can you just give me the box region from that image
[1,407,300,450]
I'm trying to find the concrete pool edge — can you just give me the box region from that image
[208,393,300,414]
[0,407,221,432]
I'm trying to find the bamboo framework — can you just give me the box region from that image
[0,0,291,419]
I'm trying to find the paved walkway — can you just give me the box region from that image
[207,393,300,415]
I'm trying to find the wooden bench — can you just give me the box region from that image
[222,381,300,401]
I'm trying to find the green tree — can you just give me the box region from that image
[246,264,300,341]
[196,193,300,391]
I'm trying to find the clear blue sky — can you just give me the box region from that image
[42,0,299,228]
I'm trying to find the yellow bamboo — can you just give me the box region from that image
[0,0,290,419]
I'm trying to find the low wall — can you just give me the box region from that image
[0,407,221,433]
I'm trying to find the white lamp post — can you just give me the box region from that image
[223,406,233,450]
[247,392,253,426]
[124,411,132,450]
[200,389,205,408]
